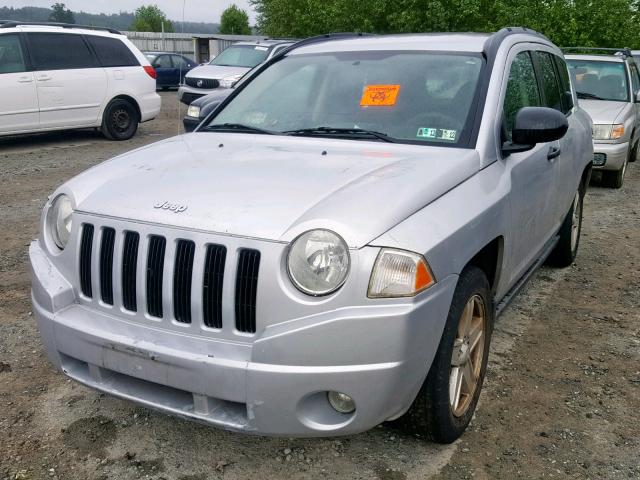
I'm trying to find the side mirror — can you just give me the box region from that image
[503,107,568,155]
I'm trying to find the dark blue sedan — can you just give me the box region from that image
[144,52,196,90]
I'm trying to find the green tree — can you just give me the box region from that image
[130,5,174,33]
[49,2,75,24]
[219,4,252,35]
[250,0,640,48]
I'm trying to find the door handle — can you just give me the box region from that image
[547,146,561,161]
[17,76,33,83]
[36,75,52,82]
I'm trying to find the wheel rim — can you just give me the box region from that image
[111,108,131,133]
[570,191,581,251]
[449,294,486,417]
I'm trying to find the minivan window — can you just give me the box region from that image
[86,35,138,68]
[503,52,541,141]
[210,45,269,68]
[28,33,96,70]
[567,60,630,102]
[0,34,26,74]
[208,51,484,146]
[535,51,563,112]
[553,55,574,113]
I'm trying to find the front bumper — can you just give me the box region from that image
[183,115,202,132]
[593,141,629,171]
[178,85,229,105]
[30,240,457,436]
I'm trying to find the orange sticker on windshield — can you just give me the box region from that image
[360,85,401,106]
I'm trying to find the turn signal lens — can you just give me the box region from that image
[610,124,625,139]
[368,249,435,298]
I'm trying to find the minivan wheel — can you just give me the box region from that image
[102,99,139,141]
[400,266,492,443]
[548,188,583,267]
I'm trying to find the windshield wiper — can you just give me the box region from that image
[284,127,398,143]
[202,123,275,135]
[576,91,605,100]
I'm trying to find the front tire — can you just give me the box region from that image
[101,99,139,141]
[548,187,584,267]
[400,266,493,443]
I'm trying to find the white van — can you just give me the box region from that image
[0,22,161,140]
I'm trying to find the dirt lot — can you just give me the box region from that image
[1,92,639,480]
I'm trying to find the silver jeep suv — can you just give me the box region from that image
[565,48,640,188]
[31,29,593,443]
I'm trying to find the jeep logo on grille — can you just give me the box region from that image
[154,201,188,213]
[196,79,203,87]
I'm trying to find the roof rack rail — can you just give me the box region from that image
[271,32,376,61]
[562,46,632,58]
[0,21,121,35]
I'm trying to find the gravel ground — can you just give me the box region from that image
[1,92,639,480]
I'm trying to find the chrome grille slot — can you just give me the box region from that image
[146,235,166,318]
[235,249,260,334]
[122,231,140,312]
[202,244,226,329]
[79,224,94,298]
[99,227,115,305]
[173,239,195,323]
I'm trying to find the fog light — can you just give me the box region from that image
[327,391,355,414]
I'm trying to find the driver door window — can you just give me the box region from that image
[503,52,541,141]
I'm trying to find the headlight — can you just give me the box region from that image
[368,248,435,298]
[47,194,73,250]
[187,105,201,118]
[219,74,242,88]
[592,124,624,140]
[287,229,349,296]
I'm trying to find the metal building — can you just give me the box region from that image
[123,31,268,63]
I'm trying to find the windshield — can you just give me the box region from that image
[567,60,629,102]
[210,45,270,68]
[207,51,484,146]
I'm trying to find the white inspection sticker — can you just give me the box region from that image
[254,46,269,51]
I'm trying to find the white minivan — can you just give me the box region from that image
[0,22,161,140]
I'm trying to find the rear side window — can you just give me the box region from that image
[27,33,96,70]
[503,51,541,140]
[534,51,563,112]
[86,35,138,67]
[0,34,26,74]
[554,55,574,113]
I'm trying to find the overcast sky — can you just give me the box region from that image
[4,0,257,23]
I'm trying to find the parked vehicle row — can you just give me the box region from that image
[0,21,161,140]
[31,28,594,443]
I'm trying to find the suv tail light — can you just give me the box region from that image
[144,66,157,79]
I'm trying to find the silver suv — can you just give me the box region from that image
[31,29,593,443]
[565,48,640,188]
[178,39,293,105]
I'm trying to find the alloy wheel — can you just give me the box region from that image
[449,294,486,417]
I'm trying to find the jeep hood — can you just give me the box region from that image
[186,64,250,80]
[579,99,629,125]
[65,134,480,247]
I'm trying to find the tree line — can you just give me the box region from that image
[249,0,640,48]
[0,5,220,34]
